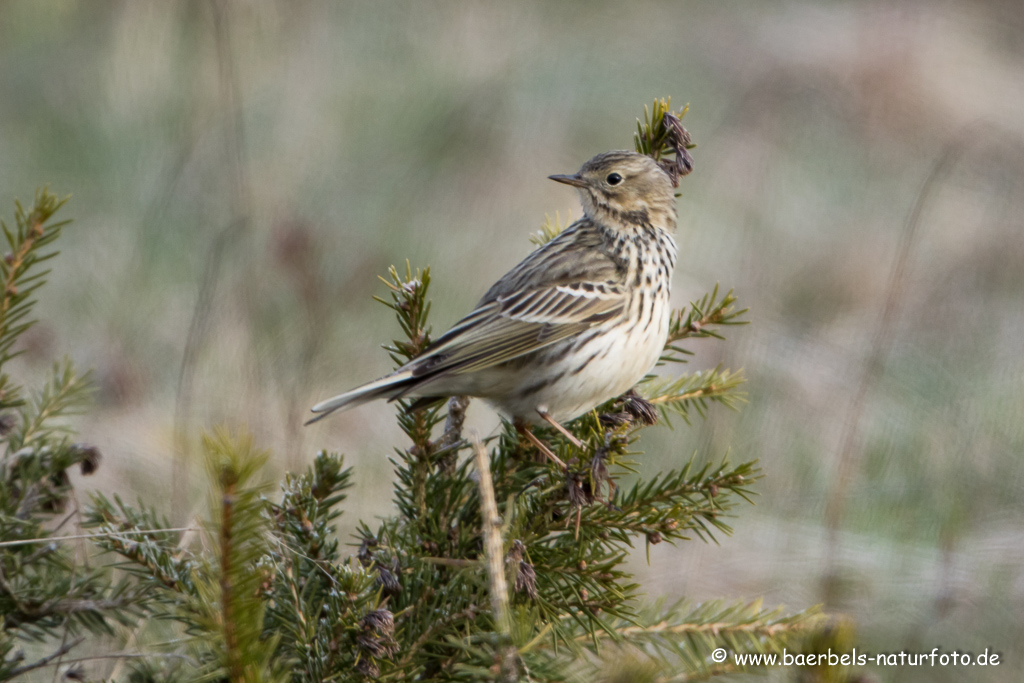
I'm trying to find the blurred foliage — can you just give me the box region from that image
[0,2,1023,680]
[529,213,573,248]
[80,259,820,682]
[0,111,824,678]
[0,192,139,679]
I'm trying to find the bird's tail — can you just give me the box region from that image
[305,370,417,425]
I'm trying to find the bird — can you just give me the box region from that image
[308,150,678,467]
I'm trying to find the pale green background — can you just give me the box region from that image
[1,2,1022,680]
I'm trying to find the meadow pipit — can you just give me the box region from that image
[309,150,679,465]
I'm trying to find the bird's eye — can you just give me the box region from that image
[606,173,623,185]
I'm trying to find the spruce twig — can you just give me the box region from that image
[665,285,748,347]
[529,212,572,247]
[194,429,284,683]
[634,97,695,187]
[641,367,747,424]
[0,192,143,678]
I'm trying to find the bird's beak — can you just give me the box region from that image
[548,173,588,188]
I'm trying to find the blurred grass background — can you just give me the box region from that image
[1,1,1023,680]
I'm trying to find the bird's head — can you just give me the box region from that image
[549,151,677,231]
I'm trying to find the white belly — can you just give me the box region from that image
[477,294,670,423]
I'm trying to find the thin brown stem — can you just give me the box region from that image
[469,433,518,681]
[172,0,252,522]
[0,527,195,549]
[515,423,567,471]
[219,474,241,682]
[0,215,42,328]
[470,433,510,633]
[537,410,584,449]
[646,385,726,405]
[5,638,85,678]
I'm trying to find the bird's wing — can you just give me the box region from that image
[403,280,625,382]
[475,219,623,304]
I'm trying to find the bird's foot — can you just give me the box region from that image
[514,421,568,471]
[619,389,658,426]
[536,410,585,449]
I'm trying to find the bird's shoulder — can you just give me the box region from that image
[403,219,628,377]
[477,218,625,306]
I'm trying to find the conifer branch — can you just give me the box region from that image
[634,98,694,187]
[85,496,197,594]
[192,429,284,683]
[9,360,92,452]
[0,190,70,378]
[578,599,824,678]
[3,636,85,678]
[665,285,748,348]
[583,460,760,546]
[377,263,445,525]
[0,192,141,675]
[529,212,572,247]
[641,367,747,424]
[471,433,519,681]
[472,434,511,633]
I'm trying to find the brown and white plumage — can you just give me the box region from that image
[308,151,677,426]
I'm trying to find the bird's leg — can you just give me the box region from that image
[536,410,584,449]
[514,421,567,471]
